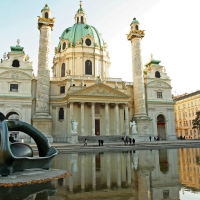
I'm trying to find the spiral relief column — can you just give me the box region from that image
[127,18,152,141]
[33,4,55,142]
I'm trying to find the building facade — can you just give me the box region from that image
[0,4,176,142]
[173,91,200,139]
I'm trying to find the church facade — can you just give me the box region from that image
[0,4,176,142]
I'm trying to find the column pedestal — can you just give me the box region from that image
[134,116,152,142]
[32,117,53,143]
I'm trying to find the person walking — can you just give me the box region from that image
[124,136,126,145]
[84,138,87,146]
[149,136,151,141]
[132,138,135,145]
[121,137,124,144]
[129,137,132,145]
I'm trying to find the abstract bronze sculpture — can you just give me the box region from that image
[0,112,58,176]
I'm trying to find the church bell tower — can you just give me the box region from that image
[32,4,55,142]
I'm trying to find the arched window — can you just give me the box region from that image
[62,42,66,50]
[59,108,64,120]
[45,12,48,18]
[77,17,79,23]
[81,16,84,23]
[61,63,65,77]
[155,71,161,78]
[85,60,92,75]
[157,114,165,122]
[135,25,139,30]
[12,60,20,67]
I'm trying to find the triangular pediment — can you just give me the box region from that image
[69,83,130,98]
[0,70,32,79]
[147,80,172,89]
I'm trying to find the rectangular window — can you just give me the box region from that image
[10,84,18,92]
[157,92,162,98]
[60,86,65,94]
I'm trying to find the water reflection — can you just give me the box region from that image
[3,149,200,199]
[0,181,56,200]
[179,148,200,191]
[51,149,180,200]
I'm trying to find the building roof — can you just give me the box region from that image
[173,90,200,101]
[58,24,105,50]
[130,17,139,24]
[41,4,50,12]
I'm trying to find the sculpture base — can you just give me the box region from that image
[0,169,70,187]
[68,134,79,144]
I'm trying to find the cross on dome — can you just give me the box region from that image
[80,0,82,8]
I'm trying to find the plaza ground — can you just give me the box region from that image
[30,140,200,153]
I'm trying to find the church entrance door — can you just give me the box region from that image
[95,119,100,135]
[157,114,166,140]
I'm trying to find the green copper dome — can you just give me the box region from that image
[58,24,105,51]
[41,4,50,12]
[131,17,139,24]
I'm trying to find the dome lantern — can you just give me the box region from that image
[41,4,51,19]
[130,17,140,31]
[74,1,87,24]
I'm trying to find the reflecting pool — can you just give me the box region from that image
[1,148,200,199]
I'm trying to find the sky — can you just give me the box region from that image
[0,0,200,96]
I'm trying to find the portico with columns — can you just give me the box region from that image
[51,82,131,142]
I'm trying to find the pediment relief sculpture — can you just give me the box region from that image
[70,84,129,98]
[0,71,32,80]
[147,81,171,89]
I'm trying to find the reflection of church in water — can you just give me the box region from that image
[51,149,180,199]
[0,2,176,142]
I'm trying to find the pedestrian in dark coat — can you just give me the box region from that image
[84,138,87,146]
[149,136,151,141]
[129,137,132,145]
[101,139,104,146]
[132,138,135,145]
